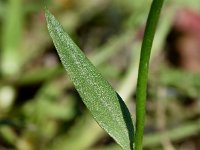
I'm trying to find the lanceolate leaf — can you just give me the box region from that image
[45,10,134,150]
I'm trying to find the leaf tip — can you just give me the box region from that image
[44,8,51,21]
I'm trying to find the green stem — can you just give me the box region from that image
[135,1,164,150]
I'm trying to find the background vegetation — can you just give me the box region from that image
[0,0,200,150]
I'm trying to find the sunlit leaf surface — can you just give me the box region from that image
[45,10,134,150]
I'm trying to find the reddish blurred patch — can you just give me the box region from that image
[174,8,200,37]
[167,8,200,73]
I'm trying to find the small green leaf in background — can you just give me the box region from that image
[45,10,134,150]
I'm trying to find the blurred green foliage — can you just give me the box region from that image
[0,0,200,150]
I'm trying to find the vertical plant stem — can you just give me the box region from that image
[135,1,164,150]
[1,0,23,77]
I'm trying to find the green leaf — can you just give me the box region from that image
[45,10,134,150]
